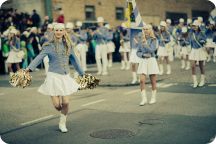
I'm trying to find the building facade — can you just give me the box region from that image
[52,0,214,26]
[1,0,214,26]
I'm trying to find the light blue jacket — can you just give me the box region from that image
[189,31,206,49]
[93,26,108,45]
[106,31,113,42]
[205,29,214,39]
[10,37,20,51]
[136,37,157,58]
[179,34,190,47]
[27,41,84,75]
[156,31,170,47]
[123,29,130,42]
[76,29,88,44]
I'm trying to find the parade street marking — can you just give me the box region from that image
[148,83,177,88]
[160,83,177,88]
[81,99,106,107]
[208,84,216,87]
[20,115,54,126]
[124,89,140,95]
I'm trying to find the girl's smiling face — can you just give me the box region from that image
[54,29,65,39]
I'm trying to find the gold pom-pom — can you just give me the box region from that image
[9,69,32,88]
[76,74,100,90]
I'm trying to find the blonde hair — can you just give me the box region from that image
[143,24,156,40]
[49,31,74,55]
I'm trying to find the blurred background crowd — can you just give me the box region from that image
[0,0,215,75]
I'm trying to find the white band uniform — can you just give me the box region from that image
[157,46,169,57]
[205,38,216,48]
[180,46,191,56]
[106,41,115,53]
[189,48,208,61]
[119,41,130,52]
[38,72,80,96]
[6,50,23,63]
[129,49,141,63]
[137,57,160,75]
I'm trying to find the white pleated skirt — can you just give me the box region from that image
[205,38,216,48]
[129,49,141,63]
[137,57,160,75]
[6,51,22,63]
[38,72,80,96]
[107,42,115,53]
[189,48,208,61]
[119,41,130,52]
[157,46,168,57]
[180,46,191,56]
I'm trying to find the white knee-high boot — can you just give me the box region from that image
[149,90,157,104]
[159,64,164,75]
[185,61,190,70]
[131,72,137,84]
[166,64,171,75]
[126,61,130,70]
[108,59,112,67]
[192,75,198,88]
[140,90,147,106]
[120,61,126,70]
[198,75,205,87]
[181,60,185,69]
[59,114,68,133]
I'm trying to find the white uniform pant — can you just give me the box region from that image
[76,43,87,71]
[95,44,108,73]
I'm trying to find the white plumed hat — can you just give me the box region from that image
[160,21,167,27]
[47,24,53,29]
[179,18,184,23]
[97,17,104,23]
[76,21,83,27]
[54,23,65,30]
[66,22,74,29]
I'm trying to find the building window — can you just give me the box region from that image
[116,7,124,20]
[192,10,209,22]
[85,5,95,20]
[166,12,187,25]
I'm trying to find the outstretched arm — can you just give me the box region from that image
[69,48,84,76]
[26,44,50,71]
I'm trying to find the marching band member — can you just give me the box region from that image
[26,23,84,133]
[197,17,206,34]
[156,21,171,75]
[174,18,185,59]
[166,19,175,62]
[105,24,115,68]
[189,20,207,88]
[75,21,88,71]
[92,17,109,75]
[187,18,193,33]
[129,30,141,84]
[205,21,216,62]
[179,26,191,70]
[136,24,159,106]
[6,29,22,75]
[119,23,130,70]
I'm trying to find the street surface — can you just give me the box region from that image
[0,60,216,144]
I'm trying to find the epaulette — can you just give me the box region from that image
[42,42,50,47]
[41,42,51,50]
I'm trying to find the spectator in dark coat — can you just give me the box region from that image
[31,9,41,28]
